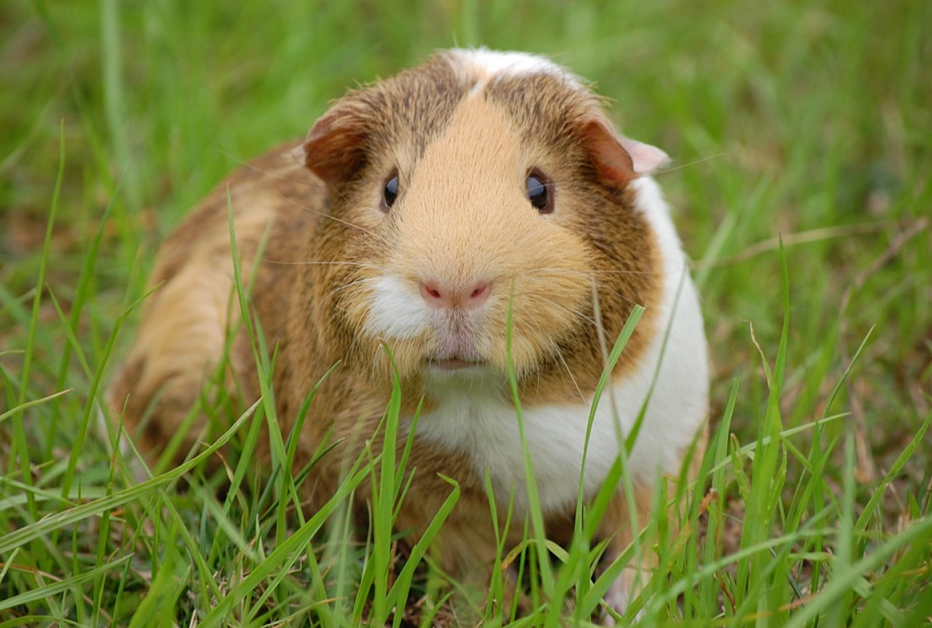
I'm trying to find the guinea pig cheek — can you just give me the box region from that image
[482,225,592,375]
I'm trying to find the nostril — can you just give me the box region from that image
[468,282,491,305]
[420,281,444,303]
[419,280,492,309]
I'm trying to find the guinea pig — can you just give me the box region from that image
[107,48,709,620]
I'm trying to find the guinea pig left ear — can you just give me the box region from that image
[581,117,669,185]
[294,102,370,185]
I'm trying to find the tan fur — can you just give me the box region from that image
[376,95,595,385]
[107,50,707,621]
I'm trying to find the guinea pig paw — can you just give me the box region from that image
[601,576,646,625]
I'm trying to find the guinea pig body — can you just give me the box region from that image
[108,48,709,618]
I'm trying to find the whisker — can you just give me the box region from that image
[264,259,383,271]
[554,346,585,403]
[216,146,390,248]
[653,151,731,176]
[346,327,369,361]
[537,276,645,310]
[590,286,643,308]
[217,149,305,184]
[528,267,660,278]
[588,268,661,277]
[278,191,392,248]
[514,296,598,328]
[328,276,379,297]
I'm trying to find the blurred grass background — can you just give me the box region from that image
[1,0,930,624]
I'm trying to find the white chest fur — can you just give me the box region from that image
[408,179,709,514]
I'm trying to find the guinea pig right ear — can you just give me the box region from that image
[580,117,670,186]
[294,101,372,185]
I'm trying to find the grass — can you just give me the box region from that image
[1,0,931,625]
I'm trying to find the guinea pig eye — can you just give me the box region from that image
[381,173,399,212]
[526,170,553,214]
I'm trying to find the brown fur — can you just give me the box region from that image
[107,50,706,618]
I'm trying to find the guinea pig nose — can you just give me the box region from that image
[419,279,491,310]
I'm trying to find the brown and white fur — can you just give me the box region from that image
[107,48,709,620]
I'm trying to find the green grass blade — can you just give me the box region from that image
[0,399,259,556]
[8,122,66,520]
[197,453,373,628]
[0,554,132,612]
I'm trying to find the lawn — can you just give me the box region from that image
[1,0,930,626]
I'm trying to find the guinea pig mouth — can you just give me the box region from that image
[426,355,487,371]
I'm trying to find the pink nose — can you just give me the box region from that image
[420,279,492,310]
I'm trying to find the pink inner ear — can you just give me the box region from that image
[621,137,670,175]
[583,119,669,185]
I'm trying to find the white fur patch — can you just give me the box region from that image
[409,177,709,514]
[447,48,581,94]
[364,275,430,339]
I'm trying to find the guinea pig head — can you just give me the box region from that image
[297,50,667,400]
